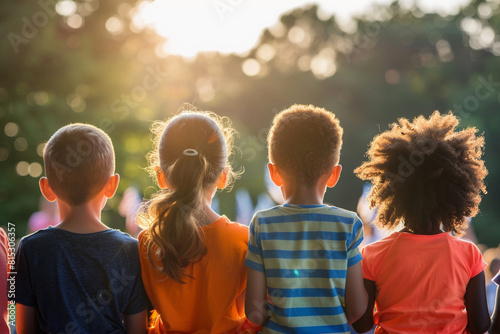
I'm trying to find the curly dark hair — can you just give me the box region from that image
[355,111,487,235]
[268,104,343,185]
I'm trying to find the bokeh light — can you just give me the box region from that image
[242,59,261,77]
[478,3,493,19]
[256,44,276,62]
[66,93,86,113]
[385,69,400,85]
[36,143,46,157]
[106,17,125,35]
[56,0,77,16]
[14,137,28,152]
[4,122,18,137]
[28,163,43,178]
[0,148,8,162]
[67,14,84,29]
[16,161,29,177]
[310,48,337,79]
[196,78,216,102]
[34,91,49,106]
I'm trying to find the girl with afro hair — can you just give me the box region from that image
[352,111,490,334]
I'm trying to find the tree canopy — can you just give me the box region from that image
[1,0,499,246]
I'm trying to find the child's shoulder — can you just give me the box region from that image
[212,216,249,241]
[20,227,138,248]
[253,204,361,227]
[323,205,361,221]
[275,204,360,219]
[19,227,58,246]
[446,234,483,255]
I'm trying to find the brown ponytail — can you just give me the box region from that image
[141,110,237,283]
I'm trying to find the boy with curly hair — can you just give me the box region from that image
[352,111,490,334]
[245,104,367,333]
[15,124,149,333]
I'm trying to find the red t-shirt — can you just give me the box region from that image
[362,232,486,334]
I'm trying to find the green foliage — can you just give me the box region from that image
[1,0,499,245]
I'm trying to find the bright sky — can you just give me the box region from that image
[134,0,472,57]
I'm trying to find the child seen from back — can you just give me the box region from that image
[245,104,368,333]
[352,111,490,334]
[138,110,258,333]
[15,124,149,333]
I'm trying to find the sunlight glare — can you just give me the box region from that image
[135,0,472,58]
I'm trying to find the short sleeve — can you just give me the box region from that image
[360,246,376,281]
[123,244,150,315]
[468,242,487,279]
[123,276,149,315]
[244,214,264,272]
[14,239,37,306]
[347,217,364,267]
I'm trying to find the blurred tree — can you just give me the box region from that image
[1,0,500,246]
[0,0,166,234]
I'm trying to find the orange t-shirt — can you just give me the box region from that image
[361,232,487,334]
[139,216,250,334]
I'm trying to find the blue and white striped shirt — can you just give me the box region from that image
[245,204,364,334]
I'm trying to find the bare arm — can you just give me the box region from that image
[465,271,490,334]
[245,268,268,326]
[16,304,38,334]
[124,310,148,334]
[344,262,368,324]
[351,279,376,333]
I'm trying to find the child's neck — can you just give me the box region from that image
[400,226,443,235]
[196,187,222,225]
[56,198,109,234]
[282,183,325,206]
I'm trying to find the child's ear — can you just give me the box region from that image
[39,177,57,202]
[326,165,342,188]
[104,174,120,199]
[155,166,168,189]
[268,163,284,187]
[216,168,228,189]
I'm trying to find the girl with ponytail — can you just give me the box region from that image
[138,108,257,333]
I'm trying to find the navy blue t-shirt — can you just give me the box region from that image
[15,227,149,333]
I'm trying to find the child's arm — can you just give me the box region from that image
[465,271,490,334]
[351,279,376,333]
[16,304,38,334]
[344,261,368,324]
[124,310,148,334]
[245,268,268,326]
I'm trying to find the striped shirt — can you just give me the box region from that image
[245,204,364,334]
